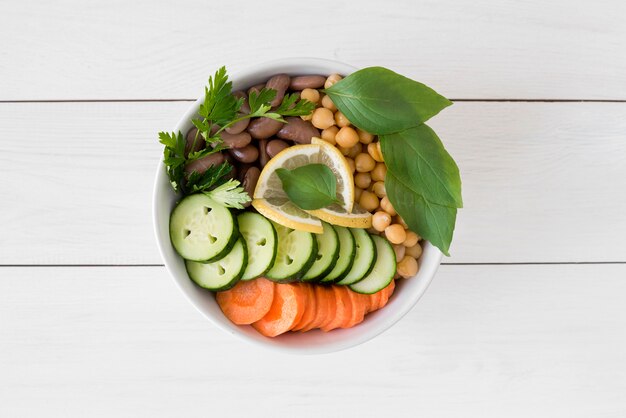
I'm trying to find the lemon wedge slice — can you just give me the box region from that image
[306,203,373,229]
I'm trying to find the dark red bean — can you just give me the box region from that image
[220,131,252,149]
[289,75,326,90]
[277,117,320,144]
[242,167,261,205]
[225,117,250,135]
[247,117,283,139]
[230,145,259,163]
[248,83,265,97]
[266,74,291,107]
[259,139,269,167]
[185,128,205,157]
[237,163,255,183]
[184,152,225,177]
[266,139,289,158]
[232,91,250,114]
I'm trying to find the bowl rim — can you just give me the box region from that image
[152,57,443,354]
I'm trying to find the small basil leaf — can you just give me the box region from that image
[380,125,462,209]
[325,67,452,135]
[276,164,337,210]
[385,170,457,256]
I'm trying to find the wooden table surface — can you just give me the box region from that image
[1,1,625,416]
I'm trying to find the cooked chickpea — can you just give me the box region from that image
[324,73,342,89]
[392,244,406,261]
[354,153,376,173]
[334,111,351,128]
[311,107,335,130]
[300,113,313,121]
[397,255,419,278]
[354,187,363,202]
[354,172,372,189]
[321,126,338,145]
[371,211,392,232]
[321,95,337,111]
[335,126,360,148]
[345,157,356,173]
[359,191,379,212]
[405,242,423,259]
[358,129,375,144]
[384,224,407,244]
[403,230,419,247]
[371,163,387,182]
[367,142,384,162]
[395,215,409,229]
[371,181,386,198]
[300,88,320,104]
[380,196,396,216]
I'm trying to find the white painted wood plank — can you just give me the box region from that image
[1,0,625,100]
[1,265,624,417]
[2,101,625,264]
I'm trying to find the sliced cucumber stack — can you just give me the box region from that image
[170,194,238,262]
[302,222,340,282]
[336,228,376,286]
[237,212,278,280]
[350,235,396,294]
[320,225,356,284]
[266,222,317,283]
[185,238,248,291]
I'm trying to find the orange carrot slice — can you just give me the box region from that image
[369,289,382,313]
[216,278,275,325]
[292,283,317,331]
[316,285,337,331]
[321,286,352,332]
[377,279,396,310]
[343,288,367,328]
[252,283,305,337]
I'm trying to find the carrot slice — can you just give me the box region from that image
[316,285,337,331]
[342,288,367,328]
[368,289,382,313]
[321,286,352,332]
[301,285,327,331]
[377,279,396,310]
[292,283,317,331]
[252,283,305,337]
[216,278,275,325]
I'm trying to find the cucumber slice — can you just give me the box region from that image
[335,228,376,285]
[237,212,278,280]
[302,222,340,282]
[265,222,317,283]
[185,238,247,291]
[350,235,396,294]
[320,225,356,284]
[170,194,238,262]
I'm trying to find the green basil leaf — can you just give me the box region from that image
[276,164,338,210]
[325,67,452,135]
[385,170,457,256]
[380,125,462,208]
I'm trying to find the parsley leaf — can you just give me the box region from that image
[203,179,251,209]
[186,161,233,195]
[159,131,187,192]
[274,93,316,116]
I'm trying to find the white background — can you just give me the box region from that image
[1,0,625,416]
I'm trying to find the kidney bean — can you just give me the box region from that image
[277,117,320,144]
[242,166,261,206]
[259,139,269,167]
[184,152,225,177]
[225,116,250,135]
[266,139,289,158]
[248,83,265,96]
[185,128,205,157]
[236,163,254,183]
[232,91,250,114]
[289,75,326,90]
[230,144,259,163]
[220,131,252,148]
[247,117,283,139]
[266,74,291,107]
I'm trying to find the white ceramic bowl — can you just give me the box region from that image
[153,58,443,354]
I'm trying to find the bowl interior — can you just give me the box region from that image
[153,58,443,354]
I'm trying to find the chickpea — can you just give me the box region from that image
[392,244,406,262]
[405,243,423,259]
[334,111,351,128]
[395,215,409,229]
[321,126,339,145]
[345,157,356,173]
[355,153,376,173]
[300,88,320,104]
[371,181,386,198]
[300,113,313,121]
[321,95,337,111]
[371,163,387,182]
[354,172,372,189]
[335,126,360,148]
[372,211,392,232]
[367,142,384,162]
[324,73,342,89]
[311,107,335,130]
[358,129,375,144]
[359,191,379,212]
[384,224,407,244]
[397,255,419,278]
[403,230,419,247]
[380,196,396,216]
[354,187,363,202]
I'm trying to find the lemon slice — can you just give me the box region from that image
[251,198,323,234]
[307,203,373,229]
